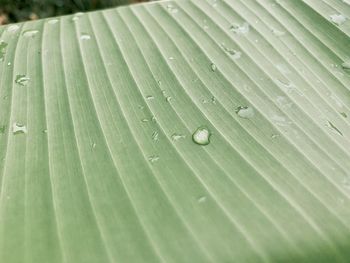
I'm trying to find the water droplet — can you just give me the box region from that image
[15,74,30,86]
[192,126,211,146]
[166,4,179,13]
[341,61,350,70]
[152,131,159,141]
[22,30,39,38]
[235,106,254,119]
[230,22,250,34]
[151,116,157,122]
[91,142,96,149]
[221,44,242,59]
[168,56,175,60]
[42,129,48,133]
[326,121,343,136]
[72,12,84,22]
[7,62,11,66]
[271,28,286,36]
[80,34,91,40]
[0,41,8,61]
[330,14,347,25]
[271,134,280,139]
[157,80,162,86]
[171,133,186,141]
[210,63,217,71]
[340,112,347,118]
[141,118,149,123]
[146,95,154,100]
[148,155,160,163]
[12,123,27,134]
[165,96,172,102]
[7,25,20,33]
[201,96,216,104]
[0,125,6,134]
[48,19,58,25]
[197,196,207,203]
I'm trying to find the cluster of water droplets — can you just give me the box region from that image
[0,41,7,62]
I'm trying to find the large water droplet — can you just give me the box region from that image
[330,14,347,25]
[0,41,8,61]
[13,123,27,134]
[22,30,39,38]
[192,126,211,146]
[15,74,30,86]
[235,106,254,119]
[230,22,250,34]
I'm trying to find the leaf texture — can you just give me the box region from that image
[0,0,350,262]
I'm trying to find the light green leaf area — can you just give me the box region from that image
[1,0,350,262]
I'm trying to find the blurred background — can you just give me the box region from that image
[0,0,150,25]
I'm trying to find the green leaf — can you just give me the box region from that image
[1,0,350,262]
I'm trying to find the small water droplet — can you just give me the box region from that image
[271,134,280,139]
[141,118,149,123]
[341,61,350,70]
[230,22,250,34]
[91,142,96,149]
[210,63,217,71]
[165,96,172,102]
[152,131,159,141]
[168,56,175,60]
[192,126,211,146]
[271,28,286,36]
[7,62,11,66]
[7,24,20,33]
[0,41,8,61]
[146,95,154,100]
[330,14,347,25]
[197,196,207,203]
[72,12,84,22]
[235,106,254,119]
[13,123,27,134]
[42,129,48,133]
[166,4,179,13]
[221,44,242,59]
[15,74,30,86]
[157,80,162,86]
[340,112,347,118]
[151,116,157,122]
[22,30,39,38]
[80,34,91,40]
[148,155,160,163]
[48,19,59,25]
[171,133,186,141]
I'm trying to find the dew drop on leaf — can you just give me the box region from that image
[80,34,91,40]
[22,30,39,38]
[235,106,254,119]
[330,14,347,25]
[171,133,186,141]
[148,155,160,164]
[210,63,217,71]
[192,126,211,146]
[13,123,27,135]
[15,74,30,86]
